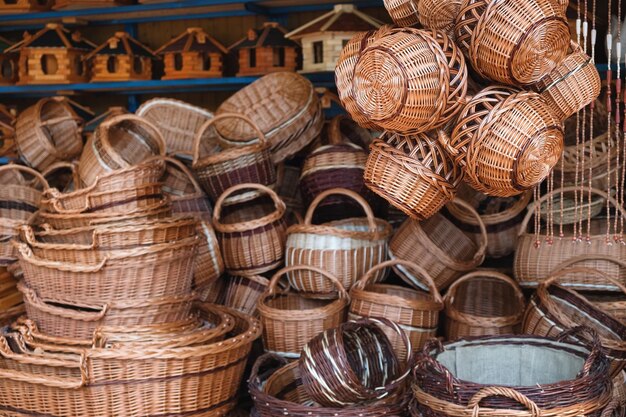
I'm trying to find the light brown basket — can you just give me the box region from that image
[364,130,462,220]
[73,158,165,196]
[418,0,462,33]
[350,258,443,361]
[0,218,25,266]
[213,183,287,276]
[285,188,392,295]
[514,186,626,291]
[14,97,84,171]
[78,114,166,186]
[454,0,570,85]
[193,113,277,205]
[444,270,525,340]
[216,72,324,163]
[159,156,212,218]
[383,0,419,26]
[390,198,487,290]
[0,165,49,223]
[258,265,349,360]
[447,86,564,197]
[221,273,269,316]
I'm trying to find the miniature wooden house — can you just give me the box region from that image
[0,37,18,85]
[9,24,95,85]
[0,0,54,13]
[229,22,300,77]
[156,27,227,80]
[286,4,382,73]
[85,32,157,82]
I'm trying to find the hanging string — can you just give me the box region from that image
[615,0,622,243]
[606,0,614,244]
[579,0,589,241]
[588,0,598,242]
[534,186,541,248]
[621,45,626,243]
[573,0,582,241]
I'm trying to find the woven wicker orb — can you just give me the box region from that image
[364,131,462,220]
[383,0,420,26]
[418,0,461,33]
[449,86,564,197]
[454,0,570,86]
[352,28,450,134]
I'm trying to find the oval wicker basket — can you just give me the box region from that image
[444,270,525,340]
[15,97,84,171]
[389,198,487,290]
[213,183,287,276]
[350,259,443,360]
[193,113,277,205]
[0,164,49,223]
[78,114,166,187]
[365,130,462,221]
[418,0,462,33]
[216,72,324,163]
[285,188,392,295]
[448,86,564,197]
[221,273,269,316]
[258,265,349,360]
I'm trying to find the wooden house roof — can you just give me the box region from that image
[85,32,158,60]
[156,27,227,55]
[229,22,300,50]
[286,5,382,39]
[6,23,95,52]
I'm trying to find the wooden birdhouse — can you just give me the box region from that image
[0,37,18,85]
[85,32,157,82]
[229,22,300,77]
[0,0,54,13]
[156,27,227,80]
[9,24,95,85]
[286,4,382,73]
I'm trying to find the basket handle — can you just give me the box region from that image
[541,265,626,296]
[192,113,267,165]
[249,353,288,385]
[18,224,97,251]
[0,164,49,191]
[212,183,286,231]
[13,241,108,273]
[445,270,524,310]
[549,254,626,295]
[304,188,377,233]
[327,115,348,145]
[353,259,443,304]
[446,198,488,266]
[436,130,460,158]
[40,161,80,190]
[601,399,621,417]
[156,155,205,196]
[266,265,349,302]
[556,326,604,377]
[467,387,541,417]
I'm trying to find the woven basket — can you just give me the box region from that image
[0,164,49,223]
[577,256,626,323]
[365,130,462,221]
[41,161,80,193]
[413,330,612,416]
[213,183,287,276]
[15,97,84,171]
[258,265,349,360]
[444,270,525,340]
[389,198,487,290]
[78,114,166,187]
[538,190,606,225]
[418,0,462,32]
[160,156,212,218]
[285,188,392,295]
[74,158,166,196]
[447,86,564,197]
[193,113,276,205]
[0,218,25,266]
[0,305,261,417]
[136,97,216,157]
[221,273,269,316]
[444,184,532,258]
[350,259,443,360]
[523,265,626,377]
[454,0,570,86]
[216,72,324,163]
[514,186,626,290]
[383,0,419,26]
[534,41,601,121]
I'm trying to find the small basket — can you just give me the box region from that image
[364,130,462,220]
[350,259,443,360]
[221,273,269,316]
[159,156,212,218]
[390,198,487,290]
[447,86,564,197]
[285,188,392,295]
[444,270,525,340]
[78,114,166,187]
[15,97,84,171]
[0,164,49,222]
[216,72,324,163]
[212,183,287,276]
[418,0,462,33]
[192,113,276,205]
[258,265,349,360]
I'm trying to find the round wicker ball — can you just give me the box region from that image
[383,0,420,26]
[418,0,461,33]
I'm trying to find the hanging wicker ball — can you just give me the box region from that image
[418,0,462,33]
[454,0,570,86]
[448,86,564,197]
[383,0,420,26]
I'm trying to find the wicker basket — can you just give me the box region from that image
[534,41,601,121]
[159,156,212,218]
[285,188,392,295]
[78,114,166,187]
[523,265,626,377]
[444,270,525,340]
[576,256,626,323]
[418,0,462,32]
[447,86,564,197]
[73,158,165,196]
[514,186,626,290]
[383,0,419,26]
[258,265,349,360]
[538,190,606,225]
[389,198,487,290]
[15,97,84,171]
[216,72,324,163]
[365,130,462,221]
[41,161,80,193]
[213,183,287,276]
[221,273,269,316]
[0,164,48,223]
[444,184,532,258]
[193,113,276,205]
[454,0,570,86]
[0,218,24,266]
[350,259,443,360]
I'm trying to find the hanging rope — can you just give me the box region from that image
[606,0,614,244]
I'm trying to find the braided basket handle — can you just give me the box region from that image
[467,387,541,417]
[0,164,50,191]
[445,270,524,309]
[305,187,377,233]
[266,265,349,302]
[13,240,108,273]
[212,183,286,231]
[155,155,205,196]
[556,326,605,377]
[447,197,488,265]
[549,254,626,295]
